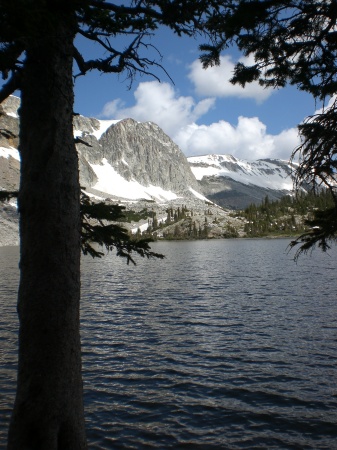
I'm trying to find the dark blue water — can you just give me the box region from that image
[1,239,337,448]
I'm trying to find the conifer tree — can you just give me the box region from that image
[0,1,234,447]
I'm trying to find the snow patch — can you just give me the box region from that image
[90,158,178,201]
[131,223,149,234]
[0,147,20,161]
[92,120,121,140]
[189,187,210,201]
[73,119,120,140]
[73,129,83,138]
[191,166,219,180]
[6,112,18,119]
[81,190,105,201]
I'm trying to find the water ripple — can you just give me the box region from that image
[78,240,337,448]
[1,240,337,448]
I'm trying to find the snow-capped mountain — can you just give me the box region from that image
[0,95,296,211]
[189,154,293,190]
[73,114,204,202]
[188,154,296,210]
[0,95,300,244]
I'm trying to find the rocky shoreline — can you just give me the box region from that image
[0,195,245,247]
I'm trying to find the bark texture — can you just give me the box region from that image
[7,14,87,450]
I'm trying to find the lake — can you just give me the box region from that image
[1,239,337,448]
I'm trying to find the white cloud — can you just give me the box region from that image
[188,54,273,103]
[174,118,300,160]
[100,80,215,137]
[100,80,299,161]
[272,128,300,159]
[100,99,125,117]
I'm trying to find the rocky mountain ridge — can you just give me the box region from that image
[74,115,201,200]
[0,96,297,245]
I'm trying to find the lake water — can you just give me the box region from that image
[1,239,337,449]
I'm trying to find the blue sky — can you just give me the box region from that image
[4,25,320,162]
[73,28,318,161]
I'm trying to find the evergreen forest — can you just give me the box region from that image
[236,190,334,238]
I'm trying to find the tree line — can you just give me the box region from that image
[236,190,334,238]
[134,205,216,239]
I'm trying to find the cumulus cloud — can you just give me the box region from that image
[175,118,300,160]
[188,55,273,103]
[100,80,215,137]
[100,80,299,161]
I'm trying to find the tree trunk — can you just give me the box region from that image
[7,14,87,450]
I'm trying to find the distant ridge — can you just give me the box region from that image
[188,154,296,209]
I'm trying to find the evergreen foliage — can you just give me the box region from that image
[139,204,217,240]
[0,189,165,263]
[236,190,335,239]
[122,208,150,223]
[290,207,337,259]
[0,1,232,103]
[80,192,164,263]
[201,0,337,256]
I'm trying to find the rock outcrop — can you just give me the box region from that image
[0,96,20,192]
[73,116,201,196]
[99,119,200,194]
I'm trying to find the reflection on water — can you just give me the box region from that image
[1,240,337,448]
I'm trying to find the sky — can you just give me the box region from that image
[73,28,320,162]
[5,25,322,162]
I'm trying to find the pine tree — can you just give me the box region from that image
[153,214,158,229]
[166,209,171,224]
[0,1,232,447]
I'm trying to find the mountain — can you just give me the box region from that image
[73,115,202,201]
[0,96,296,208]
[73,117,296,210]
[0,95,298,244]
[188,154,296,210]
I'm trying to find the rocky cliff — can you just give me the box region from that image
[73,116,201,200]
[0,96,296,207]
[0,96,20,192]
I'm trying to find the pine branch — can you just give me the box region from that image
[80,192,164,263]
[86,1,162,21]
[0,190,165,263]
[73,33,169,84]
[0,42,24,79]
[0,190,18,201]
[289,206,337,260]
